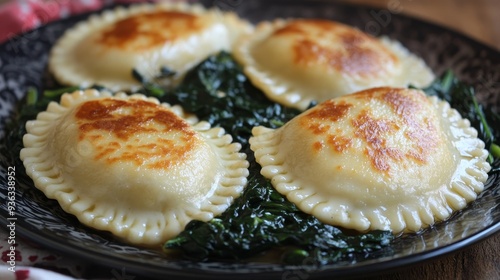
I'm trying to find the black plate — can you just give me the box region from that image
[1,1,499,279]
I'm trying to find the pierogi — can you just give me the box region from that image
[20,90,249,245]
[234,19,434,110]
[250,87,491,233]
[49,2,252,91]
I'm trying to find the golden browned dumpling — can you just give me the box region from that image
[49,2,252,91]
[234,19,434,110]
[20,90,249,245]
[250,87,490,233]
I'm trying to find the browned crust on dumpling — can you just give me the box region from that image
[273,20,399,76]
[250,87,491,233]
[96,11,203,51]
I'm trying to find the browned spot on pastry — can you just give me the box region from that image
[326,135,353,153]
[301,100,353,153]
[96,11,202,51]
[313,141,324,153]
[352,110,402,172]
[75,98,197,169]
[272,19,398,75]
[304,100,352,123]
[344,87,440,172]
[381,88,440,164]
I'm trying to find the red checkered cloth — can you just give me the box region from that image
[0,229,83,279]
[0,0,155,43]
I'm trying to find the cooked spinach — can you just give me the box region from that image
[164,164,393,265]
[154,52,395,264]
[139,51,305,147]
[125,52,396,264]
[153,53,499,264]
[3,52,498,266]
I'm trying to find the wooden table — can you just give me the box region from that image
[331,2,500,280]
[368,235,500,280]
[336,0,500,50]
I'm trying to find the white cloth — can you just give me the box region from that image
[0,265,77,280]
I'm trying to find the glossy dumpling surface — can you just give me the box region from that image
[49,2,251,91]
[20,90,249,245]
[250,87,491,233]
[234,19,435,110]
